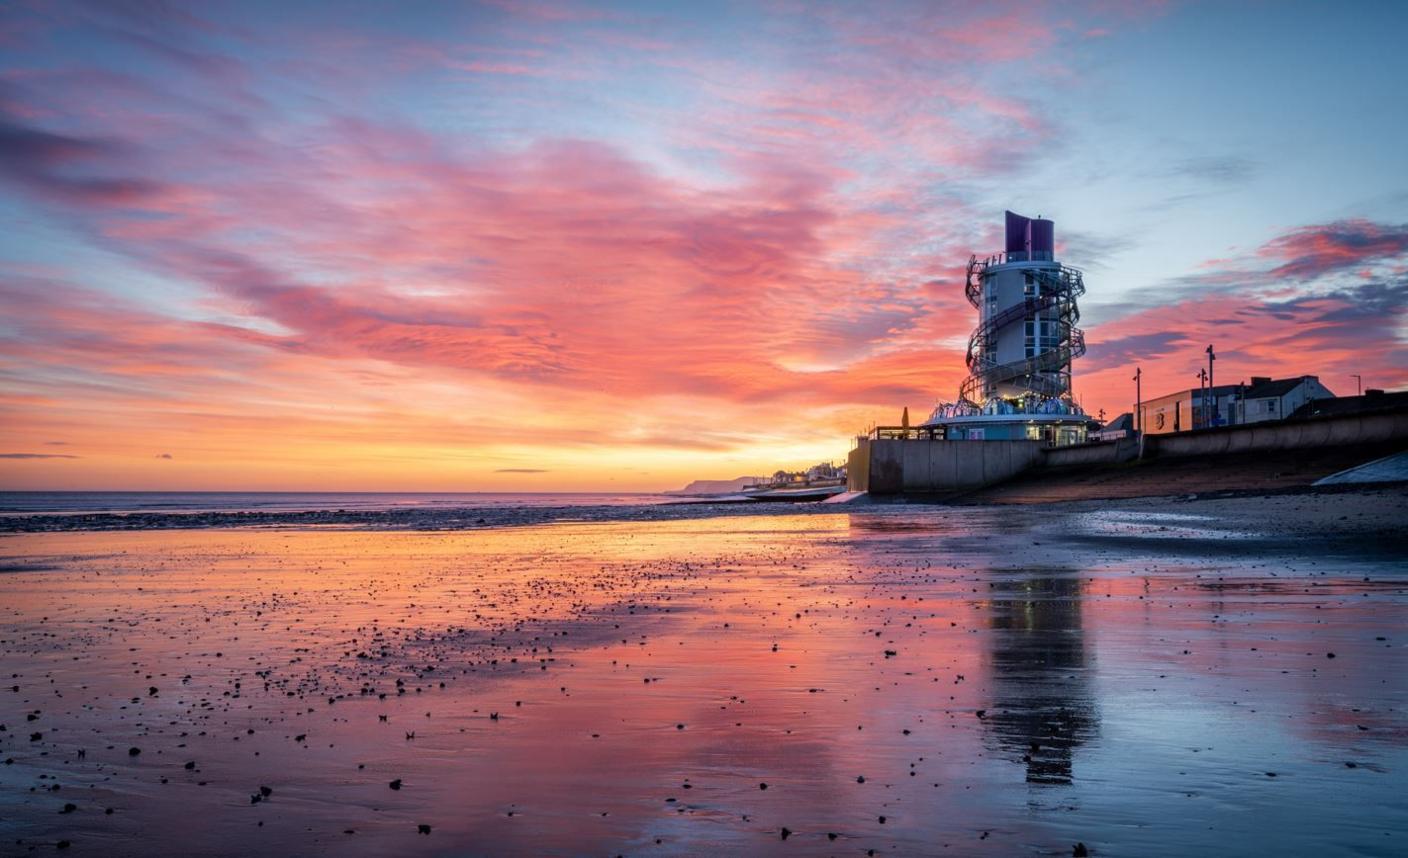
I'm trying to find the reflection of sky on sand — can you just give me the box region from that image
[0,510,1404,856]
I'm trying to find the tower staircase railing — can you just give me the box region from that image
[960,262,1086,408]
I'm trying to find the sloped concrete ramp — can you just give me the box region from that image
[1314,450,1408,486]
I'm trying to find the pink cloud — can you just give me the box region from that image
[1257,220,1408,280]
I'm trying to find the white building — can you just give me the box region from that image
[1138,374,1335,434]
[1238,376,1335,424]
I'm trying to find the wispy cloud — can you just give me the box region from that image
[1,452,81,459]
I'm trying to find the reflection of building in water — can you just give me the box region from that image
[983,570,1098,785]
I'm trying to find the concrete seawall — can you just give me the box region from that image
[848,408,1407,496]
[849,438,1043,495]
[1142,410,1408,458]
[1042,437,1138,468]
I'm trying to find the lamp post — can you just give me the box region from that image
[1206,344,1217,426]
[1196,368,1208,429]
[1352,374,1362,396]
[1133,366,1142,433]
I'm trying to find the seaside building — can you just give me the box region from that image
[1238,375,1335,425]
[1092,412,1134,441]
[1138,374,1335,435]
[923,211,1092,446]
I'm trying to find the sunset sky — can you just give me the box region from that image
[2,0,1406,491]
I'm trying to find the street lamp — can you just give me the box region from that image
[1133,366,1142,433]
[1206,344,1217,426]
[1196,367,1208,429]
[1352,374,1362,396]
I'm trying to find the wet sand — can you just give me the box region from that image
[2,489,1406,856]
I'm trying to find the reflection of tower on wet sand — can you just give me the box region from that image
[983,570,1098,785]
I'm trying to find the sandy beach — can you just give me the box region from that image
[2,487,1405,856]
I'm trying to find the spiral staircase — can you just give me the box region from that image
[958,256,1087,408]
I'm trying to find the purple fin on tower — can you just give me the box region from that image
[1004,210,1031,254]
[1030,218,1054,254]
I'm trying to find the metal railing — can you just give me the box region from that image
[960,261,1086,407]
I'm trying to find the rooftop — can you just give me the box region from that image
[1289,389,1408,420]
[1244,375,1320,399]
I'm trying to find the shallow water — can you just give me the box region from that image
[1,507,1405,856]
[0,491,674,516]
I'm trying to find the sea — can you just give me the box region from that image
[0,491,672,516]
[0,491,831,532]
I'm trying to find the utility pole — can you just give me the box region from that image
[1206,344,1217,426]
[1133,366,1142,433]
[1352,374,1362,396]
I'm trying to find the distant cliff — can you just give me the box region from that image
[666,476,764,496]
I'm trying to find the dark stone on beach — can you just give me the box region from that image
[128,747,141,756]
[184,761,195,770]
[389,779,402,790]
[30,732,41,741]
[1073,844,1089,857]
[60,803,76,814]
[856,775,865,783]
[259,786,272,797]
[57,841,71,850]
[780,828,791,840]
[828,833,838,841]
[759,782,767,790]
[418,824,431,834]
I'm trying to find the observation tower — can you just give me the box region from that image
[925,211,1092,445]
